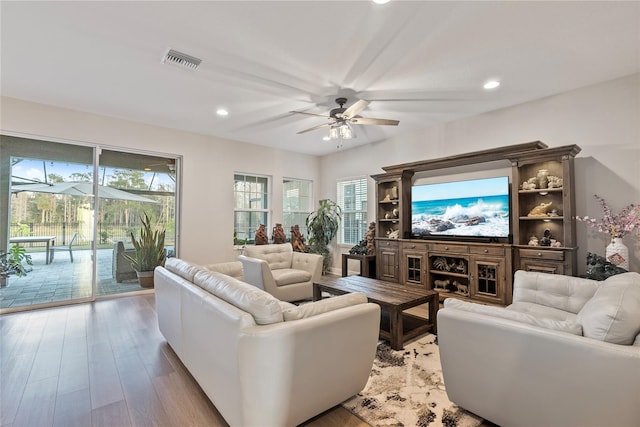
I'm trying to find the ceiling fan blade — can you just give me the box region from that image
[289,111,329,119]
[342,100,369,119]
[350,117,399,126]
[296,123,331,134]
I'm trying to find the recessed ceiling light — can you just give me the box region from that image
[322,136,330,141]
[483,80,500,90]
[373,0,390,4]
[216,108,229,116]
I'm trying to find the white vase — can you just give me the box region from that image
[606,238,629,270]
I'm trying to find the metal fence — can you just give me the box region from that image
[9,222,171,249]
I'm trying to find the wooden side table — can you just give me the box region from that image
[342,253,376,278]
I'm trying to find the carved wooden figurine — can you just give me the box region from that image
[290,225,306,252]
[254,224,269,245]
[527,202,553,217]
[272,223,286,244]
[365,221,376,255]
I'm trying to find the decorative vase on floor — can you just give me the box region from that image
[606,238,629,270]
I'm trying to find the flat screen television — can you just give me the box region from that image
[411,176,510,241]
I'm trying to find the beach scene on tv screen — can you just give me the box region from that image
[411,176,510,238]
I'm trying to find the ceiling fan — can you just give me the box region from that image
[290,97,399,138]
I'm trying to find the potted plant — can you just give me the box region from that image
[124,212,166,288]
[306,199,342,274]
[0,244,33,279]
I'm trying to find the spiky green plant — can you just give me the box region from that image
[306,199,342,274]
[124,212,166,272]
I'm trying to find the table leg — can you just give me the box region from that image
[389,307,404,350]
[46,240,51,264]
[342,254,348,277]
[312,284,322,301]
[361,259,369,278]
[429,294,439,333]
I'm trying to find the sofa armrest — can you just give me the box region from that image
[438,306,640,427]
[291,252,323,281]
[238,254,276,292]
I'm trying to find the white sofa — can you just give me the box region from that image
[154,257,381,427]
[239,243,323,302]
[438,270,640,427]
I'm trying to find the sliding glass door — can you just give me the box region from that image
[0,135,179,313]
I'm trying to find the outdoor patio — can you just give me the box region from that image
[0,248,148,309]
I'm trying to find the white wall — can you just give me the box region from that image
[3,73,639,274]
[320,73,640,274]
[0,96,320,265]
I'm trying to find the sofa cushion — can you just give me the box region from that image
[507,302,578,322]
[244,243,293,270]
[165,257,204,282]
[272,268,312,286]
[283,292,368,321]
[193,270,283,325]
[445,298,583,335]
[512,270,599,314]
[577,272,640,345]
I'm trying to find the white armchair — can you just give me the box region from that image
[239,243,322,302]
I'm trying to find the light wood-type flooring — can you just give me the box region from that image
[0,294,368,426]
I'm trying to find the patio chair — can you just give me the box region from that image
[51,232,77,263]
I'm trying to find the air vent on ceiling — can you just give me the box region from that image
[162,49,201,70]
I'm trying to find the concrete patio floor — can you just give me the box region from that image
[0,248,148,309]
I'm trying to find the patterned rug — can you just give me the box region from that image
[342,334,483,427]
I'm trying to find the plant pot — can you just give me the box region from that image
[136,270,155,288]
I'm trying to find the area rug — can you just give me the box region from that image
[342,334,483,427]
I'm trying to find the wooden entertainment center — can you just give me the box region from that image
[372,141,581,305]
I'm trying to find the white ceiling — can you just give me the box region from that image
[2,1,639,156]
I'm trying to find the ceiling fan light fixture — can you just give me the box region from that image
[329,125,339,140]
[339,123,354,139]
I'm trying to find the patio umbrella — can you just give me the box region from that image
[11,182,159,203]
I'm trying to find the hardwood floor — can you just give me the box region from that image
[0,294,367,427]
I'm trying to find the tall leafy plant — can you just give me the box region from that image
[124,212,166,272]
[306,199,342,274]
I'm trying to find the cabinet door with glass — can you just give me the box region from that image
[401,242,427,288]
[469,256,506,305]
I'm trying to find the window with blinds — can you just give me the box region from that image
[337,177,368,245]
[234,173,270,244]
[283,178,312,238]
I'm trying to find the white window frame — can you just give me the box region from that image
[337,177,368,245]
[282,177,313,238]
[233,173,271,245]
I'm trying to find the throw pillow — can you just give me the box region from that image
[577,272,640,345]
[283,292,367,321]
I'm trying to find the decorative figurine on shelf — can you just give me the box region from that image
[387,229,399,239]
[390,186,398,200]
[550,239,562,248]
[548,209,560,217]
[536,169,549,189]
[528,236,539,246]
[527,202,553,217]
[255,224,268,245]
[272,223,286,244]
[547,175,563,189]
[290,225,306,252]
[539,228,552,246]
[365,222,376,255]
[521,177,537,190]
[392,208,399,218]
[432,257,450,271]
[434,279,450,291]
[585,252,627,281]
[453,281,469,296]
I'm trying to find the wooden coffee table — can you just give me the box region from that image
[313,275,438,350]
